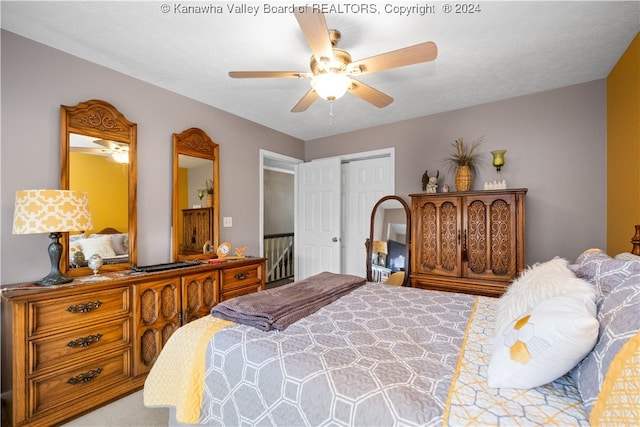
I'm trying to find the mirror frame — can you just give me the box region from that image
[172,127,220,261]
[60,99,137,275]
[366,195,411,286]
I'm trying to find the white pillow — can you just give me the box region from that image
[494,257,596,338]
[488,293,599,389]
[78,235,116,259]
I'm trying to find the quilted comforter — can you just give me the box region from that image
[145,283,588,426]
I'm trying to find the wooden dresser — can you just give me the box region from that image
[1,257,265,426]
[410,189,526,297]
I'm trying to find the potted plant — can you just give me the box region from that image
[444,137,483,191]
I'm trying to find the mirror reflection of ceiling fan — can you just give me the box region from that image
[229,6,437,112]
[71,138,129,163]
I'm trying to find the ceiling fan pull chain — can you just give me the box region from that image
[329,100,335,126]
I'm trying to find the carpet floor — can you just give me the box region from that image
[61,390,168,426]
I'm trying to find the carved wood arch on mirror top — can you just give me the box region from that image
[366,195,411,287]
[172,127,220,261]
[61,99,137,276]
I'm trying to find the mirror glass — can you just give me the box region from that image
[366,196,411,286]
[61,99,137,275]
[172,128,219,261]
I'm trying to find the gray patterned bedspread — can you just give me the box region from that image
[198,283,475,426]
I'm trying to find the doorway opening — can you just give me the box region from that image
[259,150,302,288]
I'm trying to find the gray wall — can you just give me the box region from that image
[305,80,607,265]
[1,31,304,284]
[1,30,607,285]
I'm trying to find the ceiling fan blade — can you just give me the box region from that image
[291,89,319,113]
[229,71,311,79]
[348,80,394,108]
[294,6,335,64]
[93,139,120,150]
[351,41,437,75]
[71,147,110,154]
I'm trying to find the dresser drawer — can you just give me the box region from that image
[220,283,264,301]
[30,318,130,374]
[220,264,263,293]
[29,349,131,418]
[28,287,130,336]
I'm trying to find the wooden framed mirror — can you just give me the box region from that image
[172,127,219,261]
[60,99,137,275]
[366,195,411,286]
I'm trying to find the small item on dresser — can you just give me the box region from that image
[72,250,86,268]
[87,254,103,275]
[217,242,232,258]
[421,170,439,193]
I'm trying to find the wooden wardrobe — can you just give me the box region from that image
[410,189,527,297]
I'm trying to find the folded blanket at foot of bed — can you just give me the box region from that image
[210,271,366,331]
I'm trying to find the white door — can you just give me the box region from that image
[342,157,393,277]
[294,157,342,280]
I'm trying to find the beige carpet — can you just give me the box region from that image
[61,390,168,427]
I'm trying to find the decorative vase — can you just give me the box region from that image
[206,194,213,208]
[455,165,473,191]
[87,254,103,276]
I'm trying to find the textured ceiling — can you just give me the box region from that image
[2,1,638,141]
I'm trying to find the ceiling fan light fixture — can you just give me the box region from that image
[311,72,351,101]
[109,152,129,163]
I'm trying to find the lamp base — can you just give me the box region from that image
[37,232,74,286]
[37,273,73,286]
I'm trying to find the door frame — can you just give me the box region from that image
[259,149,303,258]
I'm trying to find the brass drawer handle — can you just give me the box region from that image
[67,333,103,348]
[66,301,102,313]
[67,367,103,385]
[234,272,248,280]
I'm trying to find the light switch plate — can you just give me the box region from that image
[223,217,232,227]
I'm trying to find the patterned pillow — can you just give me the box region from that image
[494,257,595,339]
[488,293,599,389]
[109,233,128,255]
[615,252,640,261]
[571,262,640,419]
[572,249,640,299]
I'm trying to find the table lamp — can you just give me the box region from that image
[372,240,388,266]
[13,189,93,286]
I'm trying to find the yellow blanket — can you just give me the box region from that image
[143,316,232,424]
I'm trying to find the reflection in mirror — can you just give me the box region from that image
[366,196,411,286]
[61,100,137,275]
[172,128,219,261]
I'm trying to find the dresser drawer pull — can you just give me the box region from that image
[67,333,103,348]
[234,272,249,280]
[66,301,102,313]
[67,367,103,385]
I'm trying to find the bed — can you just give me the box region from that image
[69,227,129,266]
[144,227,640,426]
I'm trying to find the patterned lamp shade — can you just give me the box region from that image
[13,189,93,234]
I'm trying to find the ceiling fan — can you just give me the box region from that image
[229,6,437,112]
[71,139,129,163]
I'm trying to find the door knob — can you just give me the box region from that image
[332,237,338,242]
